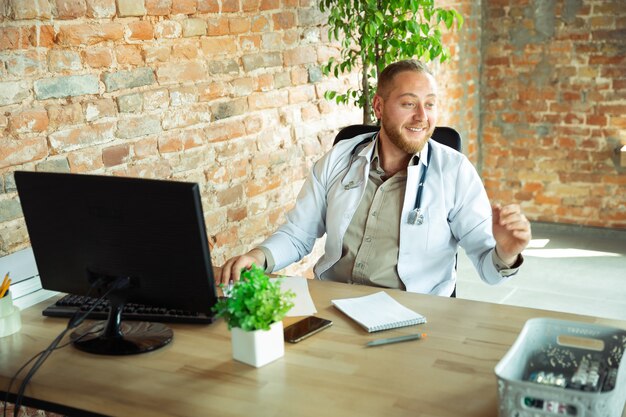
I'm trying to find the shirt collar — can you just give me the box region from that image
[371,134,428,174]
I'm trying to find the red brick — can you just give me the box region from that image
[115,45,144,65]
[242,0,259,12]
[11,0,53,19]
[129,137,156,159]
[288,85,315,104]
[272,11,296,30]
[589,54,625,65]
[82,47,113,68]
[222,0,239,12]
[214,227,239,248]
[128,21,154,40]
[240,35,261,52]
[0,138,48,169]
[256,74,274,91]
[227,206,247,222]
[172,40,200,59]
[54,0,87,19]
[301,103,320,121]
[204,120,246,142]
[586,114,607,126]
[197,0,218,13]
[283,29,299,46]
[246,176,281,197]
[57,23,124,46]
[201,37,237,55]
[154,21,182,38]
[83,98,116,122]
[112,160,172,179]
[156,61,206,84]
[158,134,183,154]
[48,121,116,152]
[102,144,130,167]
[171,0,196,14]
[29,25,55,47]
[248,90,289,110]
[260,0,279,10]
[146,0,171,15]
[142,45,171,63]
[283,46,316,66]
[67,147,104,172]
[217,184,244,205]
[207,19,229,36]
[9,109,49,134]
[47,103,85,130]
[229,17,250,34]
[598,104,626,115]
[0,27,30,50]
[251,15,270,32]
[198,81,229,101]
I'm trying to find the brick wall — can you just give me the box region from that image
[0,0,361,271]
[480,0,626,228]
[437,0,482,164]
[1,0,624,269]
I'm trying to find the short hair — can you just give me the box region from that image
[376,60,434,99]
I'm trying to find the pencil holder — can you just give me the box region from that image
[0,291,21,338]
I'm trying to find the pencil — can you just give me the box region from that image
[0,278,10,298]
[1,272,8,289]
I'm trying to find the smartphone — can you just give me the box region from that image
[284,316,333,343]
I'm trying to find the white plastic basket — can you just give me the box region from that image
[495,318,626,417]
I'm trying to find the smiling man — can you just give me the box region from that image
[218,59,531,296]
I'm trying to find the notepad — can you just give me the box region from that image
[331,291,427,333]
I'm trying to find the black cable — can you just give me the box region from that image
[4,277,125,417]
[1,327,101,417]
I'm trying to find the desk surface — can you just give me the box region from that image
[1,279,625,417]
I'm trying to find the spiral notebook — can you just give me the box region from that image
[331,291,427,333]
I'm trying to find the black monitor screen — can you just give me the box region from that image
[15,171,218,355]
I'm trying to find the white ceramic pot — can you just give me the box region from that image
[231,321,284,367]
[0,291,21,338]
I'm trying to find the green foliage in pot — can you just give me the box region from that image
[213,264,295,331]
[319,0,463,124]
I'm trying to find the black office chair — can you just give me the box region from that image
[333,124,462,153]
[333,124,462,297]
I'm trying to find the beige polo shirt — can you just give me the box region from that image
[319,141,414,289]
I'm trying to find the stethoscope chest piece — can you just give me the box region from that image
[407,208,424,225]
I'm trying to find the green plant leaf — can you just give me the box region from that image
[212,264,295,331]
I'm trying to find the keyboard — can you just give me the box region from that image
[42,294,215,324]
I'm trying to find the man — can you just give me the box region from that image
[217,59,531,296]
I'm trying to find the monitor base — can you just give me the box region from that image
[70,321,173,355]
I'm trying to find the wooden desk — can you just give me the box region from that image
[1,280,625,417]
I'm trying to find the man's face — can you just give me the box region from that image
[373,71,438,155]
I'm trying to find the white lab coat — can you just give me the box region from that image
[261,133,515,295]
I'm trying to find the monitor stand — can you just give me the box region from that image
[69,291,173,355]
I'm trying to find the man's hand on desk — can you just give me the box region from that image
[217,248,266,286]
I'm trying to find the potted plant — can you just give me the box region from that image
[319,0,463,124]
[213,264,295,367]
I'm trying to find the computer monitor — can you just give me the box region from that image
[14,171,218,355]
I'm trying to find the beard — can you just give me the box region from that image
[380,114,435,154]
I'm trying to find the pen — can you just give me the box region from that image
[366,332,427,347]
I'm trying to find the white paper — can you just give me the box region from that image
[270,277,317,317]
[331,291,426,332]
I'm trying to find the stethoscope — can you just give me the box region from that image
[342,135,431,226]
